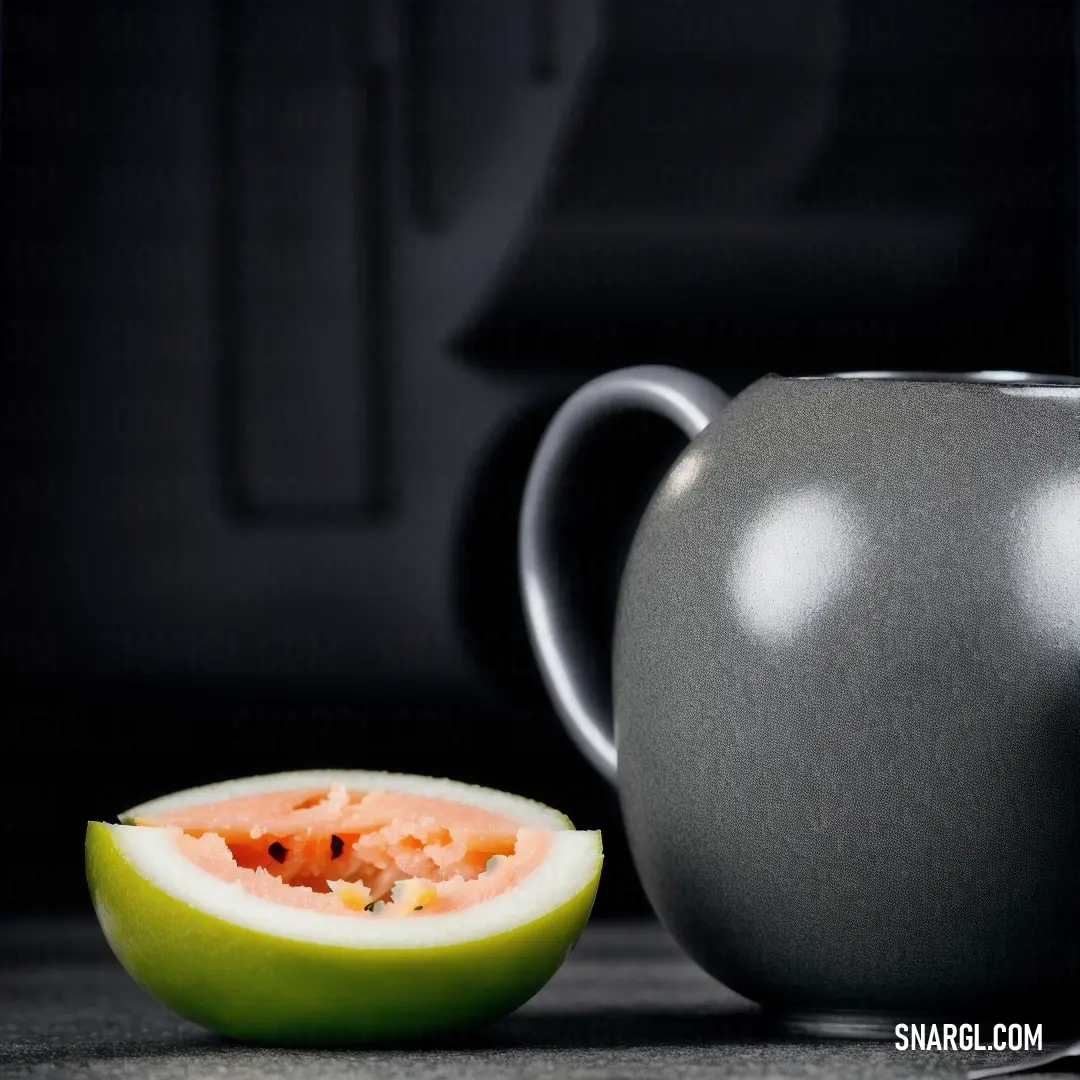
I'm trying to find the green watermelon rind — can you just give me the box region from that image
[86,784,602,1044]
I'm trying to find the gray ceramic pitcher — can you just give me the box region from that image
[520,366,1080,1033]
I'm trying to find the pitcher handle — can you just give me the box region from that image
[519,366,730,782]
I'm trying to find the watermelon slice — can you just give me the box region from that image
[86,770,602,1043]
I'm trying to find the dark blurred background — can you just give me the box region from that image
[1,0,1077,917]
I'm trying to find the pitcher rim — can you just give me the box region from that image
[793,369,1080,386]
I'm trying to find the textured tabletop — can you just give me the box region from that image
[0,917,1055,1079]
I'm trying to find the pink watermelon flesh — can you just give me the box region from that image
[133,783,552,917]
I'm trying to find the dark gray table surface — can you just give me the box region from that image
[0,917,1063,1079]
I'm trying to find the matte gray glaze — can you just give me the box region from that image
[521,367,1080,1020]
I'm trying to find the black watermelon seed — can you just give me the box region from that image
[414,906,424,911]
[363,901,377,912]
[268,842,287,864]
[330,834,344,859]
